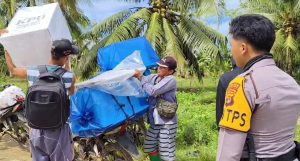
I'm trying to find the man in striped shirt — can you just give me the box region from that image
[134,56,178,161]
[1,29,77,161]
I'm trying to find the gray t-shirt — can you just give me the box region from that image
[141,74,177,125]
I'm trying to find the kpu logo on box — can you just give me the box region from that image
[15,15,46,28]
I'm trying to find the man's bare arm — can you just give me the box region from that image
[1,29,27,79]
[4,51,27,79]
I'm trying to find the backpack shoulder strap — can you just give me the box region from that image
[53,67,67,86]
[153,75,161,98]
[54,67,67,78]
[154,75,159,85]
[38,65,48,74]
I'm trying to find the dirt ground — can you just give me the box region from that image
[0,135,31,161]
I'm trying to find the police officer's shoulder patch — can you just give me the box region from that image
[219,76,252,132]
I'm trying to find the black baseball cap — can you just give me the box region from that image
[51,39,79,56]
[157,56,177,70]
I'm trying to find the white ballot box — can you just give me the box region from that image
[0,3,72,67]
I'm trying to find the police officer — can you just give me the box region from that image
[217,14,300,161]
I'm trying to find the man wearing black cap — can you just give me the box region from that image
[134,56,178,161]
[1,29,78,161]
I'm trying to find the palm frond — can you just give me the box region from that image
[295,0,300,10]
[284,33,298,52]
[76,37,109,79]
[0,2,7,28]
[162,18,185,69]
[192,19,226,46]
[178,16,220,58]
[104,8,151,46]
[241,0,279,14]
[0,19,5,28]
[10,0,16,17]
[87,9,136,40]
[145,12,165,55]
[38,0,90,27]
[3,0,15,19]
[64,12,83,43]
[272,29,286,66]
[272,29,285,53]
[240,1,280,21]
[63,0,90,27]
[178,34,204,80]
[291,1,300,23]
[195,0,225,19]
[171,0,225,18]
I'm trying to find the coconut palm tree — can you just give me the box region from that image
[77,0,227,79]
[36,0,90,45]
[0,0,42,28]
[241,0,300,78]
[0,0,17,28]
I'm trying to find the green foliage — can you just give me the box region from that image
[198,54,231,77]
[0,0,27,28]
[74,37,109,79]
[0,44,8,77]
[79,0,227,80]
[87,9,136,40]
[177,91,217,145]
[104,8,151,46]
[241,0,300,78]
[0,77,28,92]
[175,77,218,161]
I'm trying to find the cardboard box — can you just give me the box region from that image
[0,3,72,67]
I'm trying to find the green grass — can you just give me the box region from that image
[0,76,28,91]
[175,77,218,161]
[296,125,300,142]
[177,77,218,93]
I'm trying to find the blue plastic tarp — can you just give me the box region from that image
[98,37,159,71]
[76,51,147,97]
[70,37,159,137]
[70,88,149,137]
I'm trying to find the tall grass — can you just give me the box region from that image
[175,77,218,161]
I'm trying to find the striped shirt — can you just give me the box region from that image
[27,65,74,89]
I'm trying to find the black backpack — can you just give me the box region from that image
[25,65,70,129]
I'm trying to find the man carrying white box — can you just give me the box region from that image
[1,29,77,161]
[0,3,72,68]
[0,3,78,161]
